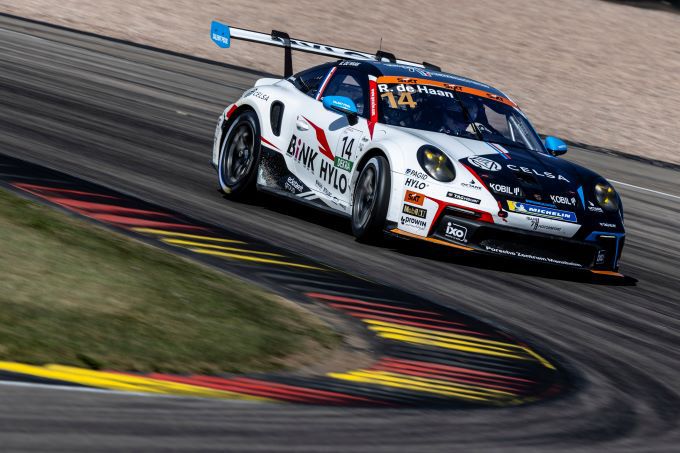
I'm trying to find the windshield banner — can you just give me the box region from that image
[376,76,516,107]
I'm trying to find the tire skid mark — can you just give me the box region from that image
[0,153,566,407]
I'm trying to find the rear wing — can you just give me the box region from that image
[210,21,440,77]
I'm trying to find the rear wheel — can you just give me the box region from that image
[352,156,391,242]
[218,111,260,199]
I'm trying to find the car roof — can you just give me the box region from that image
[342,60,510,100]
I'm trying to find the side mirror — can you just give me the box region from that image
[322,96,358,125]
[544,136,568,156]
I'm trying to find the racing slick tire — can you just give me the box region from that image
[352,155,391,242]
[218,111,261,199]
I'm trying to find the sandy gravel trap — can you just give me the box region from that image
[1,0,679,165]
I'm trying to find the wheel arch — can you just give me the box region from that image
[350,149,393,241]
[220,104,258,148]
[351,140,404,197]
[355,147,389,175]
[217,107,262,199]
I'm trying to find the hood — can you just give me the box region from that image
[396,128,588,212]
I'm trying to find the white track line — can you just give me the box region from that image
[0,380,166,398]
[0,380,262,404]
[609,179,680,202]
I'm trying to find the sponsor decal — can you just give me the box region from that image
[286,135,319,171]
[526,199,556,208]
[506,164,570,183]
[483,246,581,267]
[461,179,482,191]
[446,192,481,204]
[368,79,378,138]
[284,176,305,194]
[288,134,348,195]
[314,179,333,198]
[599,222,617,228]
[253,91,269,101]
[489,183,523,197]
[405,177,427,190]
[596,249,606,265]
[315,179,332,197]
[378,83,457,100]
[334,156,353,172]
[550,194,577,207]
[243,88,269,102]
[338,60,361,67]
[210,21,231,48]
[376,76,516,107]
[468,156,501,172]
[528,217,563,233]
[507,200,577,223]
[404,190,425,206]
[328,97,353,111]
[405,168,428,180]
[587,201,604,213]
[529,217,539,231]
[445,222,468,243]
[400,215,427,230]
[339,134,355,159]
[402,204,427,219]
[319,159,348,194]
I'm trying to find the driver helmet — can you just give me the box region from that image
[464,98,480,122]
[441,102,468,132]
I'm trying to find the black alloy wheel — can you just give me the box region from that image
[218,111,260,199]
[352,155,391,241]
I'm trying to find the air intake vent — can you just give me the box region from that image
[270,101,284,136]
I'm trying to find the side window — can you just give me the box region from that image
[290,65,332,98]
[320,70,367,117]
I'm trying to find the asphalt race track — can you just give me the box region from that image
[1,14,679,452]
[0,153,565,408]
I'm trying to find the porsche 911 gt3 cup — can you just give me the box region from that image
[210,21,625,274]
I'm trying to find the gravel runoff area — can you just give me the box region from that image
[1,1,678,165]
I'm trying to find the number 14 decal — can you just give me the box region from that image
[337,128,363,161]
[340,136,354,159]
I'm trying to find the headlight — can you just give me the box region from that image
[594,182,620,212]
[417,146,456,182]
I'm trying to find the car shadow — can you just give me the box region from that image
[232,191,637,287]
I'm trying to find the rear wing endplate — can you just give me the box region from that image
[210,21,440,77]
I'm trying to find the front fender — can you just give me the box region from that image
[350,136,416,221]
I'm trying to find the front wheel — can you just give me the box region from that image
[351,155,391,242]
[218,111,260,199]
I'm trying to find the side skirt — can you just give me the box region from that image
[257,146,350,219]
[257,185,351,219]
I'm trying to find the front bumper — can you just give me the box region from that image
[391,209,625,272]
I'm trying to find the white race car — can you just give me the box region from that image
[210,22,625,274]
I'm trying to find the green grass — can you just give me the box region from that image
[0,189,338,374]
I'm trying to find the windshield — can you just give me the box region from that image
[377,80,544,151]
